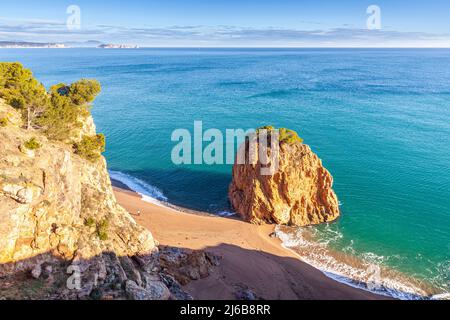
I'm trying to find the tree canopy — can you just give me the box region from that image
[0,62,105,160]
[0,62,49,129]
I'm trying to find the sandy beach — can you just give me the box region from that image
[113,186,387,300]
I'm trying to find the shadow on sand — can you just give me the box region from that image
[1,241,422,300]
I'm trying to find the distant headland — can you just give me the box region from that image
[0,41,66,48]
[98,43,140,49]
[0,40,139,49]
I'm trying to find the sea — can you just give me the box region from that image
[1,48,448,299]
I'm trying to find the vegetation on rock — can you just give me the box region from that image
[0,62,104,157]
[0,62,49,130]
[97,219,109,241]
[24,137,41,150]
[83,217,109,240]
[0,117,7,127]
[256,125,303,145]
[74,134,106,161]
[84,217,96,227]
[66,79,101,106]
[39,80,101,141]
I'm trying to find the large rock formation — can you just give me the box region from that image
[0,99,194,300]
[229,128,340,227]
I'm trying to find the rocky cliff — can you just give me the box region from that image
[229,128,340,227]
[0,99,193,300]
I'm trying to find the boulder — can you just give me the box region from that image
[125,280,170,300]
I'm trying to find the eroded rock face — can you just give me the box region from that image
[0,100,190,300]
[158,246,221,286]
[229,139,340,227]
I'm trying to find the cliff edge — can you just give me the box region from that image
[0,63,218,300]
[0,98,179,299]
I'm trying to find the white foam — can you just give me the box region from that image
[217,210,238,217]
[275,225,440,300]
[431,293,450,300]
[109,169,448,300]
[109,170,167,205]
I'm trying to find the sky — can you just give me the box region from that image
[1,0,450,47]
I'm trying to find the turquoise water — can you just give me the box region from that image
[1,48,448,298]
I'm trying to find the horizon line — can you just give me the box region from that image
[2,46,450,49]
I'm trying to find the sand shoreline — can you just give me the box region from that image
[113,186,389,300]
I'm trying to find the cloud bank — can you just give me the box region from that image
[1,18,449,47]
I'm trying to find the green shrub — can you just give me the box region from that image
[73,134,105,161]
[0,117,7,127]
[255,126,303,145]
[38,81,101,141]
[24,137,41,150]
[1,63,103,142]
[256,125,275,132]
[84,217,96,227]
[68,79,101,106]
[0,62,49,130]
[97,219,109,241]
[279,128,303,145]
[38,84,81,141]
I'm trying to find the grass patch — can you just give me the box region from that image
[24,137,41,150]
[0,117,7,127]
[84,217,96,227]
[97,219,109,241]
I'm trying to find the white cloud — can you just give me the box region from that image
[0,18,449,47]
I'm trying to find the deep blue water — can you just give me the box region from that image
[1,48,448,298]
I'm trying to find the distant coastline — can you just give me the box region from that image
[98,43,139,49]
[0,41,66,48]
[0,40,138,49]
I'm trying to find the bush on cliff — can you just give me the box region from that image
[256,126,303,145]
[24,137,41,150]
[97,219,109,241]
[39,80,101,141]
[0,117,7,127]
[84,217,96,227]
[279,128,303,144]
[0,62,49,130]
[0,62,104,145]
[67,79,101,106]
[38,83,83,141]
[74,134,106,161]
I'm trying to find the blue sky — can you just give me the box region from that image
[1,0,450,47]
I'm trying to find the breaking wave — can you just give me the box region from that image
[109,170,167,205]
[108,170,448,300]
[275,225,448,300]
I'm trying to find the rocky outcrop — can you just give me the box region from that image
[0,99,194,300]
[158,246,221,286]
[229,130,340,227]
